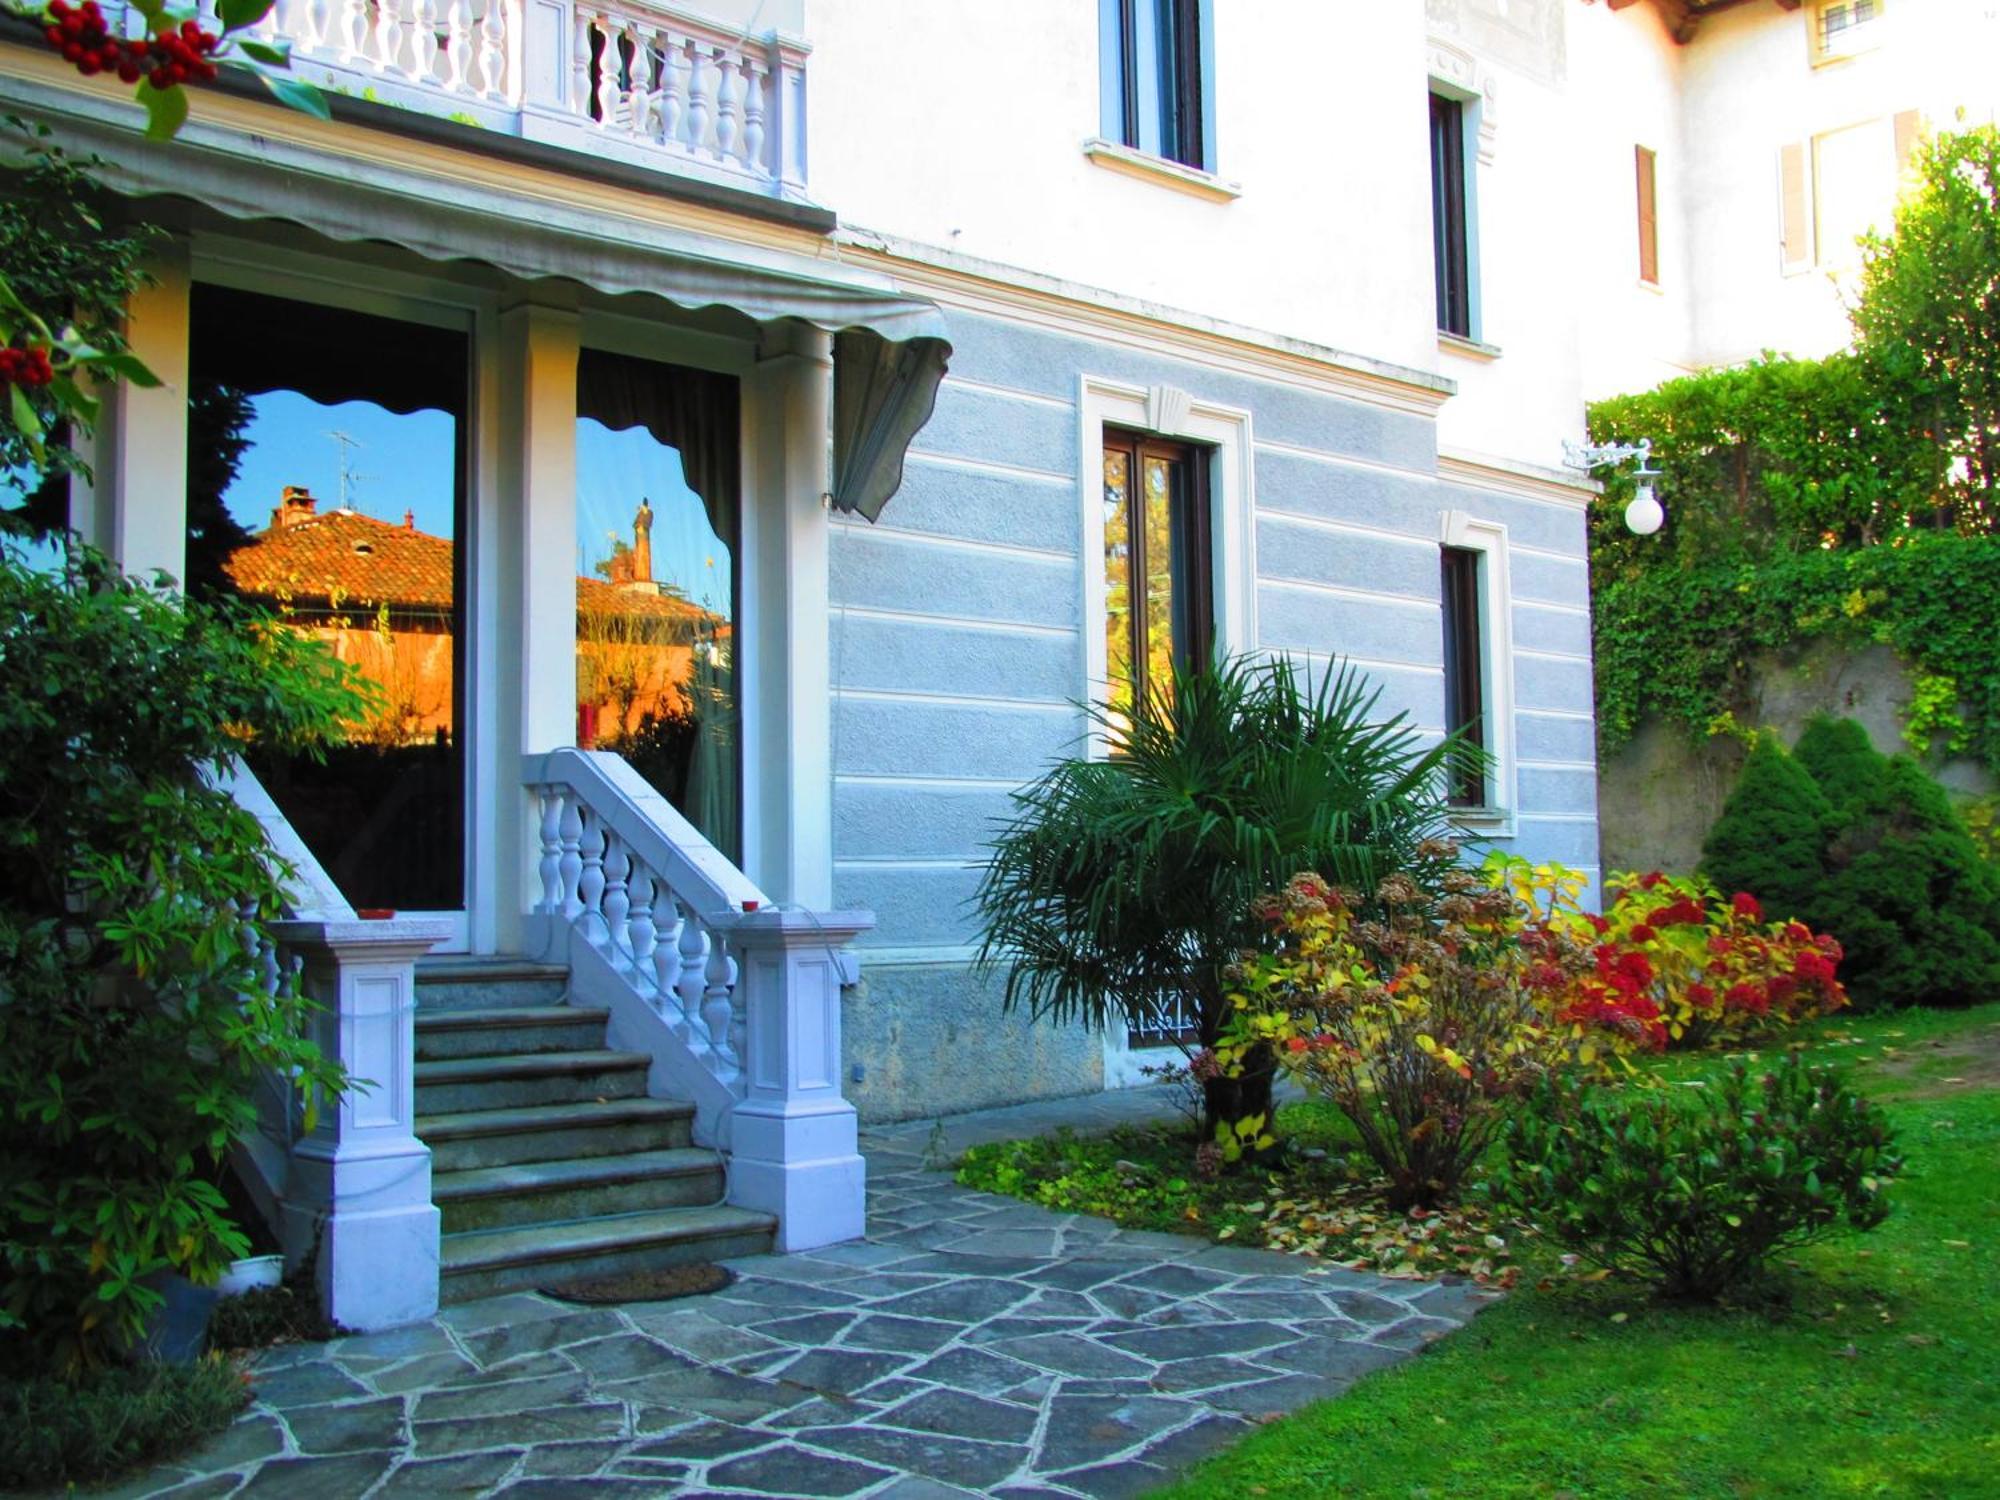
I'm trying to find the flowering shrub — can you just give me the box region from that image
[1488,856,1848,1049]
[1492,1056,1901,1300]
[1217,852,1614,1209]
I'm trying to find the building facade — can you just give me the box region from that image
[0,0,1674,1308]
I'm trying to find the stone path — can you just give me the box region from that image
[104,1088,1497,1499]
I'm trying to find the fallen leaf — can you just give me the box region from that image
[1905,1334,1937,1347]
[1609,1312,1629,1324]
[1832,1344,1860,1359]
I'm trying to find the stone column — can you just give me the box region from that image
[740,323,835,911]
[273,918,449,1330]
[79,238,190,582]
[489,300,580,954]
[726,907,872,1251]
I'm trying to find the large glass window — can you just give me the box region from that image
[1102,429,1211,735]
[188,284,467,913]
[1101,0,1209,169]
[575,350,740,861]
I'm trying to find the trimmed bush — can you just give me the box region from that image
[1813,755,2000,1009]
[1791,714,1888,819]
[1493,1058,1901,1301]
[1699,732,1831,923]
[0,1357,247,1489]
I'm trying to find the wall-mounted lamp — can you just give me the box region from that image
[1562,437,1665,536]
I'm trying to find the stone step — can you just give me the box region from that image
[413,1050,651,1115]
[417,958,570,1012]
[415,1006,611,1062]
[438,1205,776,1303]
[418,1098,697,1172]
[433,1148,726,1234]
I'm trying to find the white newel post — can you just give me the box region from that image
[725,908,872,1251]
[273,918,450,1330]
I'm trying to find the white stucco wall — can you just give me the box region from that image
[808,0,1441,380]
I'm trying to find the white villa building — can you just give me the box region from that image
[9,0,1982,1324]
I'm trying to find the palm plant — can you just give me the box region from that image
[975,653,1467,1141]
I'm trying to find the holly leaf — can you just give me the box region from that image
[234,38,292,66]
[136,80,190,142]
[84,352,163,388]
[259,74,331,120]
[9,383,44,458]
[218,0,277,28]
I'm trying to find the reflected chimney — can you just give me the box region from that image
[632,499,654,586]
[273,485,318,530]
[404,509,416,531]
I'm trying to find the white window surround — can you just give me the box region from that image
[1078,375,1257,761]
[1439,508,1517,838]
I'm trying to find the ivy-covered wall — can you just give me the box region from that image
[1599,640,1995,876]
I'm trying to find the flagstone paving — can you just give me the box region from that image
[106,1088,1498,1498]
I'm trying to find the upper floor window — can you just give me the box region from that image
[1102,429,1212,732]
[1811,0,1886,65]
[1429,92,1473,338]
[1100,0,1212,170]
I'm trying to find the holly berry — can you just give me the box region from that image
[43,0,219,88]
[0,344,56,391]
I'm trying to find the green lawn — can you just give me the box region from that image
[1158,1005,2000,1500]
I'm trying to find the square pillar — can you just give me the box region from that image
[726,908,873,1250]
[741,324,834,910]
[489,301,580,953]
[79,238,190,581]
[272,918,450,1331]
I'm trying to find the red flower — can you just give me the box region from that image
[1640,872,1665,891]
[1586,912,1610,936]
[1786,920,1813,943]
[1731,891,1764,922]
[1687,982,1716,1009]
[1287,1036,1309,1054]
[1723,981,1769,1015]
[1630,923,1658,944]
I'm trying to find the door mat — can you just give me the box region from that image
[541,1263,736,1305]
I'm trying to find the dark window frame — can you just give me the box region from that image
[1104,0,1210,171]
[1102,427,1215,718]
[1440,544,1487,809]
[1429,91,1472,338]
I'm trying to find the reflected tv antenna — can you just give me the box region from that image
[324,429,371,511]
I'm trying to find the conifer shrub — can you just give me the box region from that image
[1699,732,1830,923]
[1703,719,2000,1009]
[1813,756,2000,1009]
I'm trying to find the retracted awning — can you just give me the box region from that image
[51,97,949,520]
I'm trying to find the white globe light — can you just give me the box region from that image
[1625,482,1664,536]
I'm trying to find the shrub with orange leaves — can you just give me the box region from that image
[1218,849,1613,1209]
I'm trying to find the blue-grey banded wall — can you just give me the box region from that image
[831,306,1601,1122]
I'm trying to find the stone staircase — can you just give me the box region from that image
[413,958,776,1303]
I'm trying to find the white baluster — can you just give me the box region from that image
[685,43,714,156]
[537,789,564,913]
[741,57,768,175]
[557,796,584,919]
[726,949,747,1075]
[577,814,606,941]
[626,865,656,989]
[338,0,368,63]
[443,0,473,94]
[675,901,708,1043]
[410,0,439,83]
[477,0,507,98]
[701,923,735,1067]
[570,5,592,115]
[374,0,405,73]
[600,830,630,958]
[657,31,688,149]
[713,47,740,163]
[593,15,621,126]
[653,887,685,1027]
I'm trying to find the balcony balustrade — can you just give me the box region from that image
[194,0,809,198]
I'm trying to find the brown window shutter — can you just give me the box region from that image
[1635,145,1659,284]
[1779,141,1810,271]
[1893,109,1923,166]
